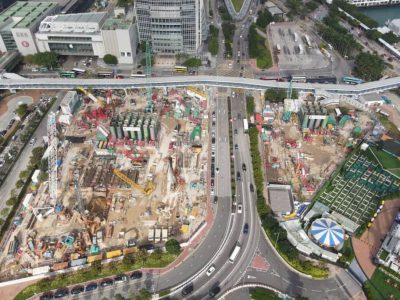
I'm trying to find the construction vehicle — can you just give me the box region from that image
[77,87,104,107]
[113,169,155,195]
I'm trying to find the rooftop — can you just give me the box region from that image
[38,12,108,33]
[267,184,294,214]
[102,18,131,30]
[54,12,107,24]
[0,1,57,31]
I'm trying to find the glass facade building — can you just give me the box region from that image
[135,0,207,54]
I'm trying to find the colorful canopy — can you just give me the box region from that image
[310,218,344,248]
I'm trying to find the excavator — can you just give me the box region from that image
[113,169,155,196]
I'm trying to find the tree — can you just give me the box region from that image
[0,207,9,217]
[117,0,133,6]
[256,9,273,28]
[103,54,118,65]
[183,58,202,68]
[381,32,400,44]
[132,289,151,300]
[31,52,59,69]
[366,29,382,41]
[15,104,28,118]
[136,249,148,265]
[115,294,125,300]
[122,253,135,266]
[165,239,181,254]
[353,52,385,81]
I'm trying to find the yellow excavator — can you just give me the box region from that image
[77,87,104,108]
[113,169,155,195]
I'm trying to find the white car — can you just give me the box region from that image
[206,265,216,276]
[210,187,215,195]
[211,151,215,157]
[237,204,243,214]
[29,138,36,146]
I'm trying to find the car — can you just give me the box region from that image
[181,283,194,296]
[130,271,143,280]
[235,144,238,150]
[234,129,238,134]
[209,285,221,297]
[210,187,215,195]
[211,151,215,157]
[212,121,215,126]
[211,179,214,187]
[100,278,114,288]
[127,238,136,247]
[85,282,98,292]
[0,160,4,168]
[242,163,246,172]
[232,203,236,213]
[11,135,18,141]
[216,167,219,173]
[211,157,215,163]
[54,288,69,298]
[236,171,241,181]
[237,204,243,214]
[250,183,254,193]
[29,138,36,146]
[206,264,216,276]
[243,223,249,234]
[71,286,84,295]
[114,274,128,283]
[40,292,54,300]
[213,196,218,204]
[140,244,155,253]
[238,113,241,119]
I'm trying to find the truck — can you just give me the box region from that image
[243,118,249,133]
[229,243,241,263]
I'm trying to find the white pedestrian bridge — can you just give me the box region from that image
[1,75,400,95]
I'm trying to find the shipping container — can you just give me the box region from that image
[52,262,69,271]
[106,250,122,259]
[70,257,87,267]
[31,265,50,275]
[87,254,103,263]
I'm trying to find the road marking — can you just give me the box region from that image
[311,289,322,292]
[247,275,256,279]
[282,278,290,283]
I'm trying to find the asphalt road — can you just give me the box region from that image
[0,91,65,213]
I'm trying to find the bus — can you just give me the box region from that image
[229,243,241,263]
[97,71,114,78]
[342,76,363,85]
[290,75,307,83]
[130,73,146,78]
[174,65,188,73]
[72,68,86,75]
[59,71,76,78]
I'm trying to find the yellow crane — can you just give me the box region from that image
[113,169,155,195]
[77,87,104,107]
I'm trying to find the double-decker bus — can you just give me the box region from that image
[342,76,363,85]
[290,75,307,83]
[72,68,86,75]
[97,71,114,78]
[59,71,76,78]
[174,65,188,73]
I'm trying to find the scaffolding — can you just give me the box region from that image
[48,112,58,204]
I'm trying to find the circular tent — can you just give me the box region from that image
[310,218,345,248]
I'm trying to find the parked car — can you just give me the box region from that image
[114,274,128,284]
[237,204,243,214]
[130,271,143,280]
[100,278,114,288]
[29,137,36,145]
[250,183,254,193]
[54,288,69,298]
[71,286,84,295]
[40,292,54,300]
[213,196,218,204]
[242,163,246,171]
[85,282,98,292]
[181,283,194,296]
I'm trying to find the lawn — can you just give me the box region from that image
[370,147,400,178]
[367,268,400,300]
[249,24,273,69]
[379,249,389,261]
[231,0,245,12]
[378,115,400,138]
[250,287,279,300]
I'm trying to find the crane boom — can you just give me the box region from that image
[77,87,104,107]
[113,169,155,195]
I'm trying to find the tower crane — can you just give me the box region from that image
[77,87,104,107]
[113,169,155,195]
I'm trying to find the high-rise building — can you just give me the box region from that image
[135,0,207,54]
[0,1,58,55]
[346,0,400,6]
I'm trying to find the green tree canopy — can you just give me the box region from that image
[30,52,59,69]
[183,58,202,68]
[366,29,382,40]
[15,103,28,118]
[117,0,133,7]
[103,54,118,65]
[353,52,385,81]
[165,239,181,254]
[256,9,273,28]
[381,32,400,44]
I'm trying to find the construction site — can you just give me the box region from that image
[0,83,210,278]
[256,92,374,203]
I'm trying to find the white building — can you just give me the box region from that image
[135,0,207,54]
[387,19,400,36]
[35,12,138,64]
[347,0,400,7]
[0,1,58,55]
[60,90,78,115]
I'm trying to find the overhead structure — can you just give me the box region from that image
[77,87,104,107]
[47,112,58,204]
[287,80,293,99]
[113,169,155,195]
[310,218,345,248]
[145,40,153,113]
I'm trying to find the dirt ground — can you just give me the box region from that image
[0,90,43,117]
[352,199,400,279]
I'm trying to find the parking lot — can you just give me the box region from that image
[268,22,331,72]
[318,153,400,225]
